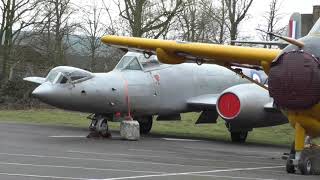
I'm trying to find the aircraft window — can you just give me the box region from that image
[60,76,68,84]
[46,66,93,84]
[46,70,59,83]
[125,58,142,70]
[140,55,160,68]
[115,56,134,69]
[69,70,91,82]
[53,72,69,84]
[70,76,86,81]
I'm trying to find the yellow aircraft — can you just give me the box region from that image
[101,20,320,175]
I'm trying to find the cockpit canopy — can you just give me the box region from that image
[46,66,93,84]
[115,52,160,70]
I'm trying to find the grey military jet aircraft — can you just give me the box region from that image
[24,52,287,142]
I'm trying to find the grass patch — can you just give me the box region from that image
[0,108,309,146]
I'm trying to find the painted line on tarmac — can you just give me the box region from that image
[68,149,277,165]
[49,135,87,138]
[91,166,284,180]
[162,138,202,142]
[0,152,208,168]
[189,174,275,180]
[128,148,177,154]
[0,172,88,180]
[0,161,165,174]
[184,146,283,155]
[127,149,281,165]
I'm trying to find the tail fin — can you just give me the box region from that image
[232,13,302,47]
[288,13,302,39]
[23,77,46,84]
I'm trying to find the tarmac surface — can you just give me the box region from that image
[0,122,318,180]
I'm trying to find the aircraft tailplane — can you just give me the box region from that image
[23,77,46,84]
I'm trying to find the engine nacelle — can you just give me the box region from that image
[216,84,288,131]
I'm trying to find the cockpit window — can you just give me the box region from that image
[68,70,90,82]
[46,69,59,83]
[309,18,320,36]
[140,55,160,68]
[115,56,134,69]
[46,66,93,84]
[60,76,68,84]
[125,58,142,70]
[54,72,69,84]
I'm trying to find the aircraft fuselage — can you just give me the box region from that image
[33,63,263,116]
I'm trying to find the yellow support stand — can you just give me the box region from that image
[295,123,306,151]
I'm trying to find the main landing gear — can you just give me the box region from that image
[285,139,320,175]
[87,114,112,138]
[284,118,320,175]
[226,123,249,143]
[230,131,248,143]
[136,116,153,134]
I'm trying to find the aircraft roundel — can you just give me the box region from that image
[251,71,261,83]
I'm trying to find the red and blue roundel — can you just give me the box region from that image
[251,71,261,83]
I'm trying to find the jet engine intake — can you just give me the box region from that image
[216,84,288,130]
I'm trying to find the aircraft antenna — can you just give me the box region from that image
[256,29,304,48]
[226,66,268,90]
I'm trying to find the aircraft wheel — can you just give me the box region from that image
[96,118,111,138]
[138,116,153,134]
[89,119,97,131]
[286,155,296,174]
[286,142,296,174]
[230,131,248,143]
[298,149,315,175]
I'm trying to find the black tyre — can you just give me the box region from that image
[298,156,313,175]
[286,142,296,174]
[138,116,153,134]
[97,118,109,136]
[298,149,315,175]
[230,132,248,143]
[299,147,320,175]
[286,155,296,174]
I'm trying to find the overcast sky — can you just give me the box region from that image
[241,0,319,39]
[72,0,319,40]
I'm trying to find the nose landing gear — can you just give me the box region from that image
[87,114,112,138]
[284,137,320,175]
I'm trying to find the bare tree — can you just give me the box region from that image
[211,0,229,44]
[174,0,228,44]
[225,0,254,44]
[79,1,107,71]
[31,0,78,65]
[0,0,42,81]
[176,0,200,42]
[258,0,285,42]
[202,0,229,43]
[115,0,184,38]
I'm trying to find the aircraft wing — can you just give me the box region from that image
[187,94,218,109]
[263,101,281,113]
[23,77,46,84]
[101,35,282,72]
[231,40,288,46]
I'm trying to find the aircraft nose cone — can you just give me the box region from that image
[32,85,51,100]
